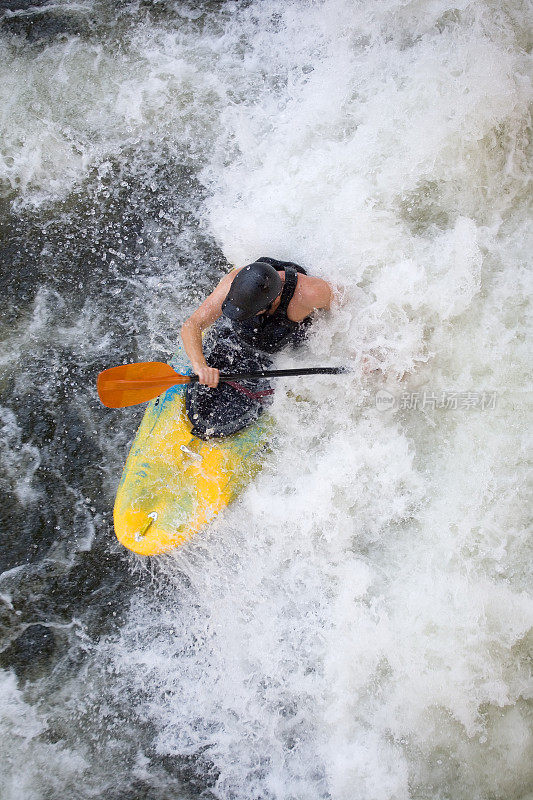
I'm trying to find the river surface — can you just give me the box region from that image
[0,1,531,798]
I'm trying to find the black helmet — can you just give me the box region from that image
[222,261,282,321]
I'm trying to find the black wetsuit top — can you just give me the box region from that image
[186,257,312,439]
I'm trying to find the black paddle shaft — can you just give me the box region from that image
[188,367,348,383]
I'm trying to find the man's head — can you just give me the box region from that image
[222,261,282,321]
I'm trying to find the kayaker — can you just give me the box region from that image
[180,257,333,438]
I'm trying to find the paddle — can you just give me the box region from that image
[97,361,347,408]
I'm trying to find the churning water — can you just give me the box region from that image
[0,1,531,798]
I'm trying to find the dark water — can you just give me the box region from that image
[0,6,230,795]
[0,169,226,795]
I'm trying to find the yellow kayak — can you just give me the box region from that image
[114,355,269,556]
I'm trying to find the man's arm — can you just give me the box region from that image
[180,270,240,388]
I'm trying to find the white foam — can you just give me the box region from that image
[0,407,41,505]
[0,670,89,800]
[153,2,532,796]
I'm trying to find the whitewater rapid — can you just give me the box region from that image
[0,1,531,799]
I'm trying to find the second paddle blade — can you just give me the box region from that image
[97,361,188,408]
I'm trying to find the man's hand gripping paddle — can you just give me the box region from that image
[97,361,347,409]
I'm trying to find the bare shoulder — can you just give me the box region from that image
[297,274,333,311]
[217,266,242,288]
[184,267,241,330]
[201,266,242,304]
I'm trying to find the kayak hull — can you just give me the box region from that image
[113,356,268,556]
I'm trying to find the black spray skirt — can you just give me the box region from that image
[185,320,274,439]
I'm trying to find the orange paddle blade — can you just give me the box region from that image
[97,362,192,408]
